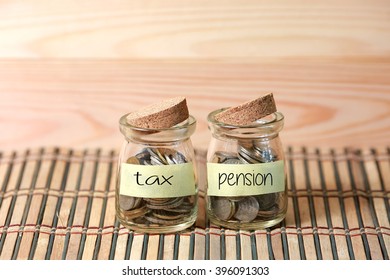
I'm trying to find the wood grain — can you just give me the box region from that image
[0,1,389,59]
[0,59,389,151]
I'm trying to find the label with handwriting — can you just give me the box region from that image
[120,162,196,198]
[207,160,285,196]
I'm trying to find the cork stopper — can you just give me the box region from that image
[214,93,277,126]
[126,96,189,129]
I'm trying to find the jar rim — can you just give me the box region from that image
[119,114,197,132]
[207,108,284,128]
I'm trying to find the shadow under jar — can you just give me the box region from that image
[206,109,287,230]
[116,115,198,234]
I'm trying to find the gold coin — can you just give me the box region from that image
[211,155,221,163]
[126,156,140,164]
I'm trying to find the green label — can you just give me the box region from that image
[207,160,285,196]
[120,162,196,198]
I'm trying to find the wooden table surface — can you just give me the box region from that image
[0,1,389,151]
[0,59,389,151]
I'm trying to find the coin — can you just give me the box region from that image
[211,197,235,221]
[145,214,183,225]
[213,152,237,163]
[165,153,176,165]
[132,216,147,224]
[171,152,187,164]
[121,147,194,228]
[119,195,138,210]
[148,148,168,165]
[126,156,139,164]
[135,149,152,165]
[228,196,244,202]
[122,205,149,218]
[257,205,279,218]
[146,197,184,209]
[165,206,192,213]
[223,158,241,164]
[211,155,221,163]
[238,146,260,164]
[143,197,172,204]
[256,193,276,210]
[153,210,187,220]
[234,196,259,222]
[253,146,277,162]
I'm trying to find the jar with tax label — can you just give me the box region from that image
[116,113,198,233]
[206,108,287,230]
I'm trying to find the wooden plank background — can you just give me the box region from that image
[0,0,389,59]
[0,0,389,151]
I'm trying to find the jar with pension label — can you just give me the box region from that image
[116,115,198,233]
[206,110,287,229]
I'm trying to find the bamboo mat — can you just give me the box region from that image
[0,147,389,260]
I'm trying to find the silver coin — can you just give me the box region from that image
[122,205,149,219]
[119,195,138,210]
[143,197,172,204]
[166,206,193,213]
[256,193,277,210]
[153,210,187,220]
[223,158,241,164]
[135,149,152,165]
[150,156,165,165]
[257,205,279,218]
[212,152,236,163]
[238,146,260,164]
[165,154,176,165]
[234,196,259,222]
[148,148,167,165]
[146,197,184,209]
[171,152,187,164]
[145,214,183,225]
[228,196,245,202]
[210,197,235,221]
[215,151,237,159]
[253,146,278,162]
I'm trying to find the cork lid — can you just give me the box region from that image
[126,96,189,129]
[214,93,277,126]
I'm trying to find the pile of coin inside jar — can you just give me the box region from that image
[209,142,282,223]
[118,147,196,227]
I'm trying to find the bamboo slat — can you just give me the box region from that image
[0,147,389,260]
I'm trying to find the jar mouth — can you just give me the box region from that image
[208,108,284,128]
[207,108,284,139]
[120,114,196,132]
[119,114,197,142]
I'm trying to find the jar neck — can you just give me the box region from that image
[119,115,196,144]
[207,109,284,140]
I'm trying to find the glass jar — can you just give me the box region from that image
[116,114,198,233]
[206,109,287,230]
